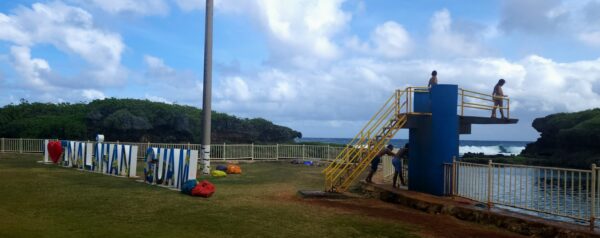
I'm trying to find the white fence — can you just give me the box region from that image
[0,138,344,161]
[449,160,600,229]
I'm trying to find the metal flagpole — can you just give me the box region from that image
[201,0,214,175]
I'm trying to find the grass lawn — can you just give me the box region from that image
[0,153,417,238]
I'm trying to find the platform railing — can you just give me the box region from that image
[0,138,345,161]
[450,160,599,230]
[382,156,408,184]
[459,88,510,119]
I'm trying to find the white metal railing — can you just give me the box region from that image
[449,159,600,230]
[0,138,344,161]
[382,156,408,184]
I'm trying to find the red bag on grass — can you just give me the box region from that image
[191,180,215,198]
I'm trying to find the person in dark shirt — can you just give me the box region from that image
[392,143,409,188]
[366,144,395,183]
[428,70,438,89]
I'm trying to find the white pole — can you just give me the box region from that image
[201,0,214,175]
[591,164,597,231]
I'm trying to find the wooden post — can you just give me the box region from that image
[276,144,279,160]
[223,143,226,160]
[20,138,23,154]
[1,138,4,153]
[251,143,254,160]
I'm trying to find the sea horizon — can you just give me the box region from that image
[298,137,532,156]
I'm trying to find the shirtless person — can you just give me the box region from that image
[428,70,438,89]
[491,79,507,119]
[365,144,395,183]
[392,143,409,188]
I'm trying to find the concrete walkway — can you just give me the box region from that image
[361,181,600,237]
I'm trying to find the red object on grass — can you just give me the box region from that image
[47,141,63,164]
[191,180,215,198]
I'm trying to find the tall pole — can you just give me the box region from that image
[201,0,213,175]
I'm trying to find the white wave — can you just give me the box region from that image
[459,145,525,156]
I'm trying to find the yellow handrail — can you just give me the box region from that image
[325,86,512,192]
[459,88,510,119]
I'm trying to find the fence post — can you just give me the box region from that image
[1,138,4,153]
[276,144,279,160]
[251,143,254,160]
[302,144,306,159]
[223,143,226,160]
[452,156,456,197]
[19,138,23,154]
[460,90,465,116]
[487,160,493,209]
[591,164,597,231]
[507,98,510,119]
[327,145,330,160]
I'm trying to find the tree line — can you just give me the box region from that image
[0,98,302,143]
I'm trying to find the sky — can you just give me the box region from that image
[1,0,600,141]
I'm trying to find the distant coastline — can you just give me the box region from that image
[298,137,531,156]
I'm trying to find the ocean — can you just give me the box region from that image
[298,138,530,156]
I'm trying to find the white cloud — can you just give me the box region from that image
[197,0,350,67]
[579,31,600,47]
[145,94,173,104]
[175,0,238,13]
[0,2,126,86]
[10,46,52,91]
[347,21,412,59]
[76,0,170,16]
[259,0,350,62]
[81,89,105,100]
[499,0,568,34]
[142,55,203,103]
[429,9,482,57]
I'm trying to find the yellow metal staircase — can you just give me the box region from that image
[323,87,423,192]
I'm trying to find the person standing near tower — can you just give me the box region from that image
[428,70,438,89]
[491,79,507,119]
[366,144,395,183]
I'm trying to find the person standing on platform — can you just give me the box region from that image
[392,143,409,188]
[491,79,507,119]
[366,144,395,183]
[428,70,438,89]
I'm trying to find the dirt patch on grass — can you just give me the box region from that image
[294,196,524,238]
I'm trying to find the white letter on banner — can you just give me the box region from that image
[107,144,115,174]
[168,149,180,187]
[129,146,138,178]
[173,149,181,188]
[144,148,158,184]
[188,149,198,181]
[157,148,165,183]
[43,140,49,163]
[77,143,84,169]
[201,145,210,175]
[120,145,130,176]
[85,143,93,168]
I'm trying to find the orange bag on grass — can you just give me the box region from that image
[226,164,242,174]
